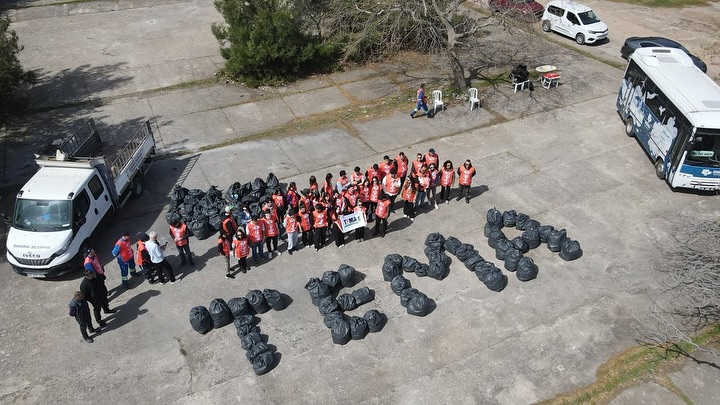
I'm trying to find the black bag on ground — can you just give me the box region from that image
[559,239,583,261]
[488,230,507,249]
[235,323,259,338]
[504,248,523,272]
[349,316,369,340]
[305,278,331,306]
[483,268,508,292]
[522,229,541,250]
[249,202,262,218]
[427,260,449,280]
[382,261,403,282]
[515,213,531,230]
[263,289,287,311]
[464,254,484,271]
[364,309,385,333]
[189,306,213,334]
[425,249,449,266]
[318,296,340,315]
[323,311,345,328]
[241,193,259,205]
[204,185,223,203]
[245,341,269,362]
[189,215,211,240]
[391,275,410,295]
[351,287,374,305]
[337,293,358,311]
[415,263,429,277]
[171,185,189,206]
[384,253,404,268]
[330,317,351,345]
[475,261,498,282]
[486,208,503,228]
[266,173,279,191]
[252,351,275,375]
[402,256,420,273]
[444,237,462,255]
[228,297,254,317]
[251,177,267,194]
[178,203,194,220]
[207,214,222,232]
[525,220,540,231]
[400,288,419,307]
[166,210,181,225]
[538,225,555,243]
[187,188,206,200]
[484,222,501,237]
[547,229,567,252]
[424,232,445,251]
[246,290,270,314]
[233,314,254,329]
[455,243,477,262]
[338,264,356,287]
[495,238,512,260]
[407,292,431,316]
[225,182,242,203]
[502,210,517,227]
[511,236,529,254]
[208,298,233,329]
[517,257,538,281]
[322,271,341,289]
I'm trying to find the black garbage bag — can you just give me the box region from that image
[266,173,279,191]
[391,275,410,295]
[484,222,501,238]
[515,213,531,230]
[324,311,345,328]
[251,177,267,194]
[402,256,420,273]
[522,229,541,250]
[483,268,508,292]
[338,264,356,287]
[235,323,259,338]
[351,287,374,305]
[171,185,189,206]
[245,341,270,362]
[559,239,583,261]
[427,260,449,280]
[495,238,512,260]
[166,210,181,225]
[547,228,567,252]
[538,225,555,243]
[400,288,419,307]
[322,271,341,289]
[444,237,462,255]
[252,351,276,375]
[227,297,254,317]
[246,290,270,314]
[502,210,517,227]
[475,261,498,282]
[382,261,403,282]
[330,317,351,345]
[233,314,255,329]
[415,263,429,277]
[318,296,340,315]
[511,236,529,254]
[207,214,222,232]
[517,257,538,281]
[364,310,385,333]
[209,298,233,329]
[305,278,331,306]
[189,306,213,334]
[204,185,223,203]
[525,220,540,231]
[486,207,503,228]
[263,289,287,311]
[503,248,523,272]
[177,203,194,220]
[241,193,259,205]
[249,202,262,218]
[188,188,206,201]
[337,293,358,311]
[488,230,507,249]
[424,232,446,251]
[426,249,449,266]
[348,316,369,340]
[464,253,484,271]
[384,253,404,268]
[407,292,431,316]
[225,182,242,202]
[189,215,211,240]
[456,243,477,262]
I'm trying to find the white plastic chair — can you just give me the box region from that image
[468,88,480,111]
[432,90,444,114]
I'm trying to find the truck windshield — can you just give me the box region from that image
[13,199,72,231]
[686,129,720,167]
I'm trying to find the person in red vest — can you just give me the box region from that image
[286,182,299,212]
[372,194,392,237]
[261,210,281,258]
[322,173,334,198]
[368,176,381,221]
[456,159,477,203]
[283,208,299,255]
[395,151,409,187]
[271,188,286,220]
[135,232,157,283]
[221,206,238,238]
[217,234,233,278]
[415,164,430,208]
[401,177,418,221]
[232,229,250,273]
[366,163,380,182]
[350,166,365,186]
[245,215,265,265]
[298,204,313,248]
[308,175,319,193]
[424,148,439,169]
[410,83,429,118]
[169,220,195,267]
[411,152,425,177]
[336,170,350,194]
[439,160,455,204]
[111,230,136,289]
[312,203,329,251]
[382,168,401,213]
[427,162,440,210]
[378,155,395,180]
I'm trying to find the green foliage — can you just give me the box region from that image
[0,17,36,124]
[212,0,337,86]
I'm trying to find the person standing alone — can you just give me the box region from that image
[410,83,429,118]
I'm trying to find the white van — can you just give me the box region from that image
[541,0,608,45]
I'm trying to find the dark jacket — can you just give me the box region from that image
[69,298,92,323]
[80,274,109,306]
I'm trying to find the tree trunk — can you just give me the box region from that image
[447,48,466,90]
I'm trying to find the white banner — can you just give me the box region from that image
[340,211,366,233]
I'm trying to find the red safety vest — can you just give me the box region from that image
[345,192,357,207]
[359,185,370,203]
[401,184,416,202]
[284,214,298,233]
[383,175,400,195]
[378,161,393,179]
[115,238,133,261]
[84,255,104,275]
[246,222,264,243]
[395,155,408,176]
[425,152,439,168]
[417,174,431,191]
[232,237,250,258]
[217,237,230,256]
[262,216,279,237]
[287,190,299,208]
[169,223,189,247]
[322,181,333,197]
[440,167,455,187]
[366,167,379,181]
[222,216,238,236]
[313,210,328,228]
[412,159,424,174]
[370,184,381,202]
[136,241,146,266]
[375,200,391,219]
[272,194,285,210]
[458,165,476,186]
[350,172,365,185]
[299,212,312,231]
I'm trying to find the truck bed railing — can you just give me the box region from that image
[57,118,101,157]
[109,120,154,179]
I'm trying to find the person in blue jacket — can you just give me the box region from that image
[410,83,429,118]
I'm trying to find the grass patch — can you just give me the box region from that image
[606,0,710,7]
[540,324,720,405]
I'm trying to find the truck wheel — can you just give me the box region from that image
[131,175,144,198]
[542,20,551,32]
[575,33,585,45]
[654,159,665,180]
[624,117,634,137]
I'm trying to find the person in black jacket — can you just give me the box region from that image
[80,270,116,327]
[68,291,97,343]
